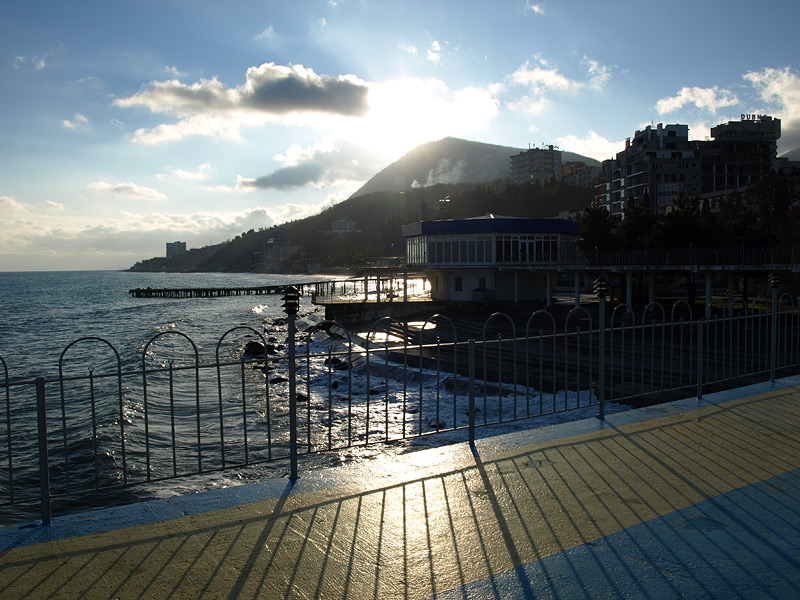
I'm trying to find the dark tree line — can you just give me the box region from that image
[580,175,800,252]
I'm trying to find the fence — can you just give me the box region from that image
[1,290,798,525]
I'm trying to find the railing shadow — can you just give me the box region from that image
[2,391,799,598]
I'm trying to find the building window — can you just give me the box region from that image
[455,277,463,292]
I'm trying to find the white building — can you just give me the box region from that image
[402,214,581,303]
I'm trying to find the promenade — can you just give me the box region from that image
[2,377,799,598]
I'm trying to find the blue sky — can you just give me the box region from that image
[2,0,799,271]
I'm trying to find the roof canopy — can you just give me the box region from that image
[401,214,580,237]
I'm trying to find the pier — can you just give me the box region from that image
[128,280,332,299]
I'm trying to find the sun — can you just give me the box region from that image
[342,77,500,163]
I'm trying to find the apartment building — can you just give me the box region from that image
[595,116,782,215]
[510,145,562,186]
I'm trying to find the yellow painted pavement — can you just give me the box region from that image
[2,387,800,599]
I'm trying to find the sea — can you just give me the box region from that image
[0,270,325,380]
[0,270,621,523]
[0,270,338,522]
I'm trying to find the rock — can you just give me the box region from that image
[428,418,446,429]
[269,376,288,384]
[243,341,265,357]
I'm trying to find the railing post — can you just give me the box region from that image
[594,279,608,419]
[696,318,704,401]
[36,377,51,524]
[468,339,475,445]
[769,273,780,382]
[283,287,300,480]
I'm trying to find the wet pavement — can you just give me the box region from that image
[2,377,800,599]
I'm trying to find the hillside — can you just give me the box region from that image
[350,137,600,198]
[129,137,598,273]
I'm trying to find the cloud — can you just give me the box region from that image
[163,65,188,78]
[743,66,800,148]
[672,91,737,115]
[525,2,544,14]
[401,44,418,55]
[556,130,624,162]
[506,56,611,114]
[427,41,442,65]
[88,181,168,202]
[241,163,327,191]
[62,113,89,130]
[159,163,211,181]
[240,138,381,191]
[655,86,739,115]
[255,25,275,40]
[0,194,337,270]
[583,57,611,90]
[114,62,370,143]
[511,61,579,93]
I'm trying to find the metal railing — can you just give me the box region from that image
[1,292,798,524]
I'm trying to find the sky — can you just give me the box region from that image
[2,1,800,271]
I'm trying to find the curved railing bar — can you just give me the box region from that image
[305,320,354,449]
[58,337,125,491]
[419,314,458,436]
[215,326,267,468]
[481,312,518,425]
[141,330,200,482]
[524,310,556,417]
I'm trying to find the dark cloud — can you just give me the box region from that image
[117,63,369,118]
[242,162,326,190]
[244,64,369,116]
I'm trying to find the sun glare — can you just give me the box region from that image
[342,78,499,162]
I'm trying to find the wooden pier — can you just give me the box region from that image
[128,282,324,299]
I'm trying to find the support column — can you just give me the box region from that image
[705,273,712,318]
[546,271,553,308]
[648,275,655,305]
[727,273,735,316]
[514,271,519,304]
[574,273,581,307]
[626,273,633,309]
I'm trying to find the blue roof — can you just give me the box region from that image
[401,214,580,237]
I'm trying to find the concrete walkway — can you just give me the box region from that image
[2,377,800,599]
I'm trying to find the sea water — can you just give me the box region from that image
[0,270,323,379]
[0,270,332,521]
[0,271,618,523]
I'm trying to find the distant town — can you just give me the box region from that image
[145,114,799,275]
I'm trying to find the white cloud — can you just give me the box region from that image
[163,65,188,78]
[160,163,212,181]
[114,62,370,144]
[401,44,418,55]
[525,2,544,14]
[0,193,335,270]
[427,41,442,65]
[655,86,739,115]
[744,66,800,151]
[556,130,623,162]
[506,56,611,115]
[511,61,579,93]
[744,66,800,123]
[583,57,611,90]
[507,96,551,115]
[255,25,275,40]
[88,181,168,202]
[62,113,89,130]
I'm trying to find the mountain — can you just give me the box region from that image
[350,137,601,198]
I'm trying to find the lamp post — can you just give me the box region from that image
[594,278,608,419]
[282,286,300,480]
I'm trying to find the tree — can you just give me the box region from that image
[580,205,618,251]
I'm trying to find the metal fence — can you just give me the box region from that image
[1,291,798,524]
